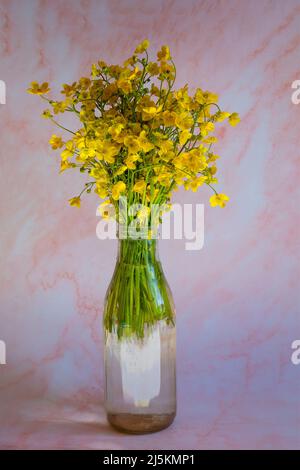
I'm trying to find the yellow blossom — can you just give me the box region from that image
[124,135,140,154]
[155,172,173,186]
[207,153,220,163]
[124,154,139,170]
[142,105,162,121]
[209,193,229,208]
[133,179,146,194]
[200,122,215,136]
[117,78,132,94]
[78,147,97,161]
[112,181,126,200]
[179,130,192,145]
[114,165,127,176]
[90,166,108,183]
[42,109,52,119]
[158,139,174,160]
[60,140,74,160]
[175,112,193,130]
[214,111,231,122]
[109,123,124,141]
[150,84,160,96]
[162,111,177,127]
[59,161,73,173]
[184,176,206,192]
[147,62,160,75]
[101,144,120,164]
[228,112,240,126]
[49,134,63,150]
[27,81,50,95]
[135,39,150,54]
[52,101,68,114]
[79,77,91,89]
[95,183,108,199]
[91,64,99,77]
[69,196,81,207]
[203,136,218,144]
[157,45,171,61]
[137,130,154,153]
[195,88,218,105]
[102,83,118,100]
[61,82,77,97]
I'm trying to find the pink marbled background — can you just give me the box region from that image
[0,0,299,450]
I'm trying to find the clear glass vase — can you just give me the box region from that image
[103,238,176,434]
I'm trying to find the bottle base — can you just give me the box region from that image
[107,412,176,434]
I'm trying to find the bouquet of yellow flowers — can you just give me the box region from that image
[28,40,239,339]
[28,40,239,220]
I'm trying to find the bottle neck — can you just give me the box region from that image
[117,238,159,265]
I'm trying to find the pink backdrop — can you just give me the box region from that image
[0,0,299,450]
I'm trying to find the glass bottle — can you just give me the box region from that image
[103,238,176,434]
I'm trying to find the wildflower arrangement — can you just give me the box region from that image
[28,40,239,338]
[28,40,239,217]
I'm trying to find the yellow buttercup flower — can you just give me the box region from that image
[133,179,146,194]
[179,130,192,146]
[175,86,192,110]
[135,39,150,54]
[117,78,132,94]
[124,135,140,154]
[124,154,139,170]
[52,101,68,114]
[95,183,108,199]
[184,176,206,192]
[79,147,97,161]
[69,196,81,207]
[156,171,173,186]
[214,111,231,122]
[79,77,91,89]
[49,134,63,150]
[195,89,218,105]
[99,143,121,164]
[207,153,220,163]
[60,140,74,160]
[137,130,154,153]
[91,64,99,77]
[59,161,73,173]
[228,112,240,126]
[150,84,160,96]
[175,112,193,130]
[142,105,162,121]
[27,81,50,95]
[109,123,124,141]
[200,122,215,136]
[114,165,127,176]
[42,109,52,119]
[157,45,171,61]
[61,82,77,97]
[90,166,108,183]
[162,111,176,127]
[147,62,160,75]
[209,193,229,208]
[203,137,218,145]
[102,83,118,100]
[159,62,175,79]
[112,181,126,200]
[158,139,174,160]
